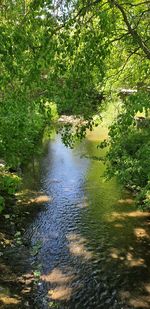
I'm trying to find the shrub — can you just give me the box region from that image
[0,167,21,212]
[0,195,5,214]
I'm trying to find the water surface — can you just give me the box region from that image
[24,131,150,309]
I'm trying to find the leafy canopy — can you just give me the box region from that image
[0,0,150,208]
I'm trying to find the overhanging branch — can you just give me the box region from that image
[111,0,150,59]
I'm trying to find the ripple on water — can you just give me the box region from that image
[23,135,150,309]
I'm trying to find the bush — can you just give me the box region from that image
[0,167,21,212]
[0,195,5,214]
[0,172,21,195]
[105,93,150,209]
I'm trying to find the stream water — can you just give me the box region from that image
[20,128,150,309]
[1,127,150,309]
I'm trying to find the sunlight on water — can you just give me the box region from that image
[20,130,150,309]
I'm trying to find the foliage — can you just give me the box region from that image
[0,166,21,213]
[105,91,150,208]
[0,97,45,167]
[0,196,5,214]
[31,240,42,256]
[0,0,150,209]
[44,101,59,122]
[0,173,21,196]
[0,168,21,195]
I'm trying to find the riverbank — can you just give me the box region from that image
[0,190,49,308]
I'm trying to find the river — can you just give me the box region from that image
[21,127,150,309]
[1,128,150,309]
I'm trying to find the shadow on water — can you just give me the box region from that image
[1,130,150,308]
[0,140,51,308]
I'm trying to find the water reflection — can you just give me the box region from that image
[24,134,150,309]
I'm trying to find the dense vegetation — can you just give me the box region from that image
[0,0,150,211]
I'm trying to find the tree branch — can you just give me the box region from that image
[108,32,129,44]
[106,46,141,81]
[122,1,150,7]
[110,0,150,59]
[75,0,107,18]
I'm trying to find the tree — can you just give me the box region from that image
[58,0,150,207]
[0,0,150,209]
